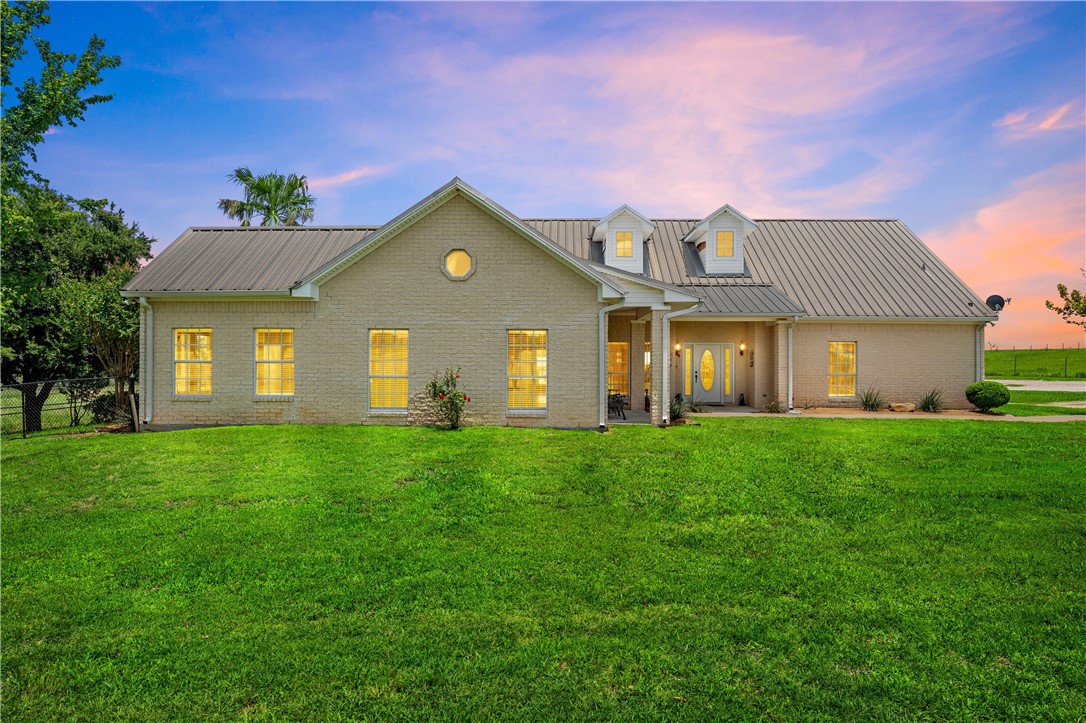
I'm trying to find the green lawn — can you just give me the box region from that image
[996,389,1086,417]
[3,421,1085,721]
[986,348,1086,380]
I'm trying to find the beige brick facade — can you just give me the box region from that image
[144,195,603,428]
[791,322,981,408]
[138,192,986,428]
[661,318,982,410]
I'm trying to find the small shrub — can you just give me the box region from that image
[763,399,786,413]
[89,393,122,423]
[966,381,1010,412]
[800,399,814,410]
[669,394,706,420]
[425,368,471,429]
[917,388,945,413]
[858,387,885,412]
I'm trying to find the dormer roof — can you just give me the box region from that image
[591,204,655,242]
[682,203,758,243]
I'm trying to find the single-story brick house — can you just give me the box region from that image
[122,178,998,429]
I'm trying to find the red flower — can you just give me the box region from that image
[439,393,445,399]
[465,397,470,402]
[455,374,460,378]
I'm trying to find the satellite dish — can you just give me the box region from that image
[986,294,1007,311]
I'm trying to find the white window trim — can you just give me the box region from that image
[507,329,548,413]
[254,328,296,398]
[369,329,409,412]
[173,327,213,398]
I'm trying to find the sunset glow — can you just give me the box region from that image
[28,2,1085,347]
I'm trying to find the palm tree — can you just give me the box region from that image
[217,167,316,226]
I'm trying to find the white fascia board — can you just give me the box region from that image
[682,203,759,243]
[119,289,292,299]
[799,316,996,324]
[592,204,656,241]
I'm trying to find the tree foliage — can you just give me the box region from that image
[58,265,141,413]
[1,0,120,187]
[217,167,316,226]
[1045,281,1086,329]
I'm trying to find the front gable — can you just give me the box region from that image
[293,178,622,301]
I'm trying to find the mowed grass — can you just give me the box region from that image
[997,389,1086,417]
[986,348,1086,380]
[3,420,1085,721]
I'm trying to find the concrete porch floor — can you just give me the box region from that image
[608,405,762,425]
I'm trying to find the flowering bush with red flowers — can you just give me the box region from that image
[425,367,469,429]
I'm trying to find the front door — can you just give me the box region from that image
[691,343,734,405]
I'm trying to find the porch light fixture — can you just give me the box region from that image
[739,341,746,356]
[675,342,681,357]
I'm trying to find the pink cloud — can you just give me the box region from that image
[995,99,1085,139]
[388,3,1036,218]
[925,162,1086,348]
[309,165,386,190]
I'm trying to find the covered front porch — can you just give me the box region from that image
[603,308,802,424]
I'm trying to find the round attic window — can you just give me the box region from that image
[443,249,474,280]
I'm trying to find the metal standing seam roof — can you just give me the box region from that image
[525,218,995,320]
[124,210,995,322]
[123,227,376,293]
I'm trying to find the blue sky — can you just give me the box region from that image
[23,1,1086,346]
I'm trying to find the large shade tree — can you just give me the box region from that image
[217,167,316,226]
[1,1,152,431]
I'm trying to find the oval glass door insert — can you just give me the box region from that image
[700,349,715,392]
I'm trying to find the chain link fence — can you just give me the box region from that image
[1,376,137,438]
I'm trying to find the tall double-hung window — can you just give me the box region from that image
[174,328,212,395]
[256,328,294,395]
[508,330,547,411]
[828,341,857,397]
[370,329,409,410]
[607,341,629,397]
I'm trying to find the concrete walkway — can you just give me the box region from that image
[989,379,1086,392]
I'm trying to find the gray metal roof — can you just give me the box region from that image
[123,227,375,293]
[687,284,806,316]
[525,218,995,320]
[125,208,994,321]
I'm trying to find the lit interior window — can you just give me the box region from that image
[828,341,857,397]
[444,249,473,278]
[644,342,652,397]
[370,329,409,410]
[684,346,692,396]
[174,328,212,395]
[508,330,547,410]
[256,328,295,395]
[607,342,629,397]
[716,230,734,257]
[615,231,633,258]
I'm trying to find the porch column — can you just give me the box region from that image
[774,322,789,405]
[630,320,646,410]
[649,309,667,425]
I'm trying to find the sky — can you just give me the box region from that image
[21,1,1086,348]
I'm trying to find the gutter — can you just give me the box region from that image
[138,297,153,424]
[599,300,626,429]
[661,304,701,424]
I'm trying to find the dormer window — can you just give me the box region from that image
[683,204,757,276]
[716,231,734,258]
[592,205,655,274]
[615,231,633,258]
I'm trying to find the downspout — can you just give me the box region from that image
[599,300,626,429]
[138,297,153,424]
[976,324,985,382]
[661,305,700,424]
